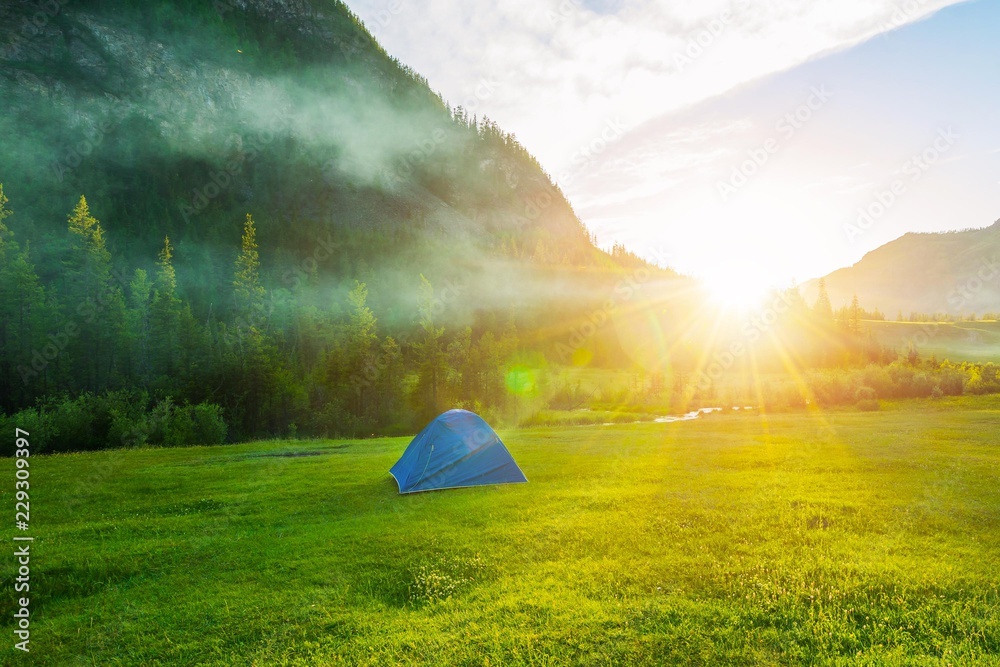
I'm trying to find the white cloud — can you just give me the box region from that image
[350,0,965,172]
[347,0,982,287]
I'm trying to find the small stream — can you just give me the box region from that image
[601,406,755,426]
[652,407,724,423]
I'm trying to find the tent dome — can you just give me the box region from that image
[389,409,527,494]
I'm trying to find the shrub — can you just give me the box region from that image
[163,402,196,447]
[811,372,852,406]
[186,403,228,445]
[147,398,228,447]
[860,366,893,399]
[108,391,152,448]
[936,369,965,396]
[548,382,587,410]
[854,386,877,402]
[0,409,49,456]
[307,400,360,438]
[0,393,227,455]
[855,398,880,412]
[40,391,151,453]
[45,394,100,453]
[966,363,1000,395]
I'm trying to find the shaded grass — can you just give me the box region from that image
[2,396,1000,665]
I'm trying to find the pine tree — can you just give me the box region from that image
[342,281,378,421]
[4,244,51,407]
[849,294,862,335]
[413,274,449,420]
[155,236,177,296]
[233,213,265,329]
[0,184,15,388]
[813,278,834,322]
[375,335,402,422]
[127,269,153,384]
[65,195,126,391]
[68,195,108,257]
[0,184,12,261]
[447,326,474,400]
[227,214,276,435]
[0,190,53,409]
[150,236,182,380]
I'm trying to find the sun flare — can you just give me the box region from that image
[701,272,772,311]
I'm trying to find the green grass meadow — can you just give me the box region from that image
[5,397,1000,665]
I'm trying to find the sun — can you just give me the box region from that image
[700,271,772,311]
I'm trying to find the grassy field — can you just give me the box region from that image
[868,320,1000,363]
[4,397,1000,665]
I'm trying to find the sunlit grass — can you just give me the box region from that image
[3,396,1000,665]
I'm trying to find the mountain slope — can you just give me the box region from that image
[0,0,691,435]
[0,0,627,320]
[805,221,1000,316]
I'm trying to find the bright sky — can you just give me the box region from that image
[347,0,1000,297]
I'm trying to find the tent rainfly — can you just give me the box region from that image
[389,409,527,494]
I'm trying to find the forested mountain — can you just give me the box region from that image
[0,0,624,310]
[0,0,678,445]
[804,221,1000,317]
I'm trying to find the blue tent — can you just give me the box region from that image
[390,409,527,494]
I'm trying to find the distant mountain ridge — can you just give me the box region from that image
[805,220,1000,316]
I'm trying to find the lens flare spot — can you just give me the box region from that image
[505,365,537,396]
